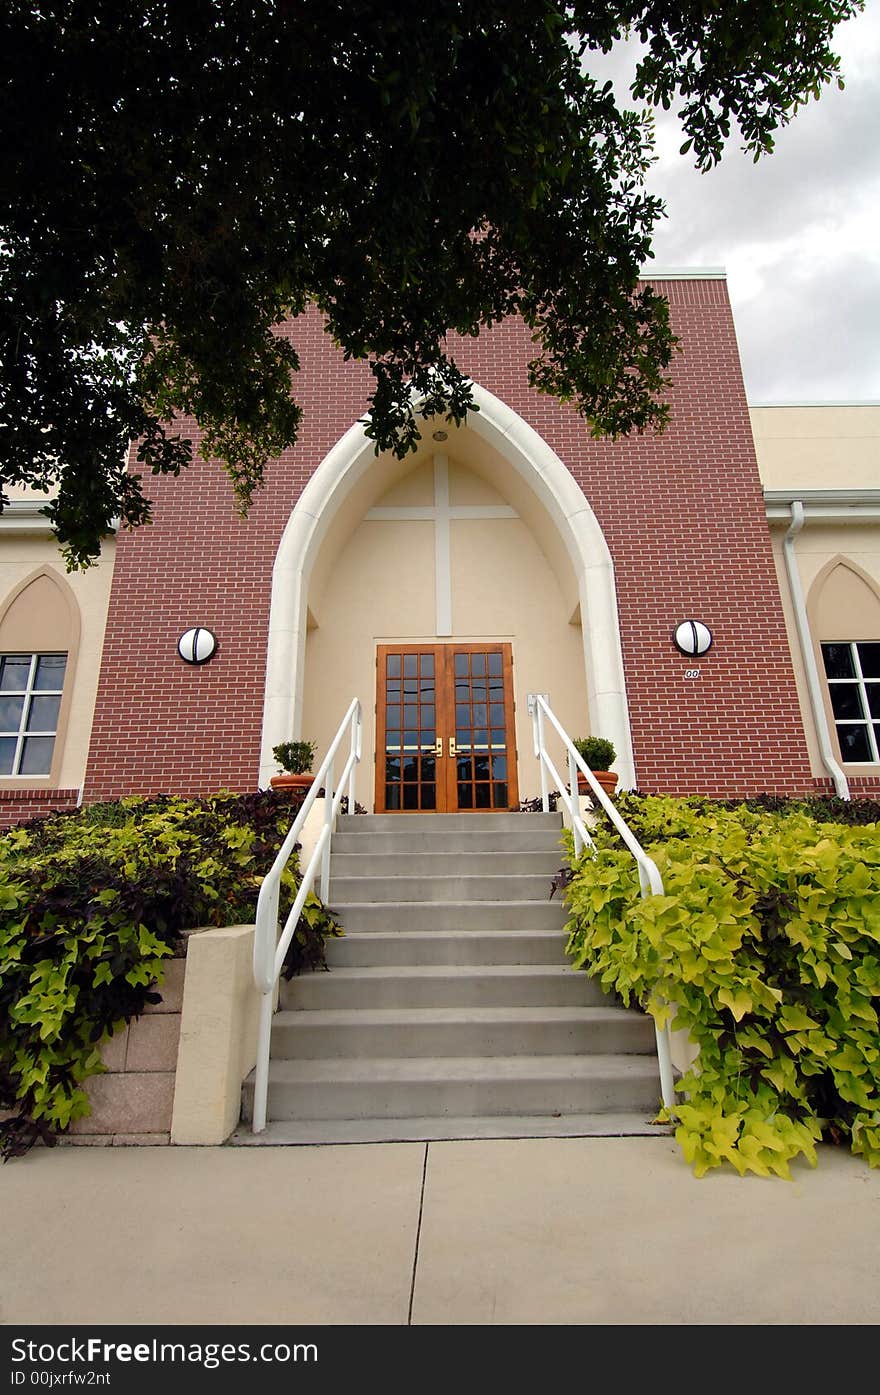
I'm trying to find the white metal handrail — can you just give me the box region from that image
[251,697,362,1133]
[527,693,675,1110]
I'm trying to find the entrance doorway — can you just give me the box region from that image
[376,644,519,813]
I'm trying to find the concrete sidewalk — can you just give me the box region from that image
[3,1136,879,1325]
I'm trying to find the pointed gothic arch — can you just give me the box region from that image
[260,383,636,792]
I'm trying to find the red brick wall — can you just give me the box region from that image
[81,281,854,802]
[0,789,80,828]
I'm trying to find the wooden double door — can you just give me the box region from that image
[376,643,519,813]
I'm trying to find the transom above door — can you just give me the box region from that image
[376,644,518,813]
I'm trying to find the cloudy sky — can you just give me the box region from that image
[592,3,880,404]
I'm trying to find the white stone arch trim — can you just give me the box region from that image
[260,383,637,788]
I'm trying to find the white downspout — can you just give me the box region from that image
[782,501,850,799]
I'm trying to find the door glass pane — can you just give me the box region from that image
[403,784,419,809]
[403,677,418,696]
[475,783,491,808]
[421,654,434,677]
[386,784,401,810]
[385,757,401,781]
[472,653,486,676]
[402,756,418,782]
[403,705,418,729]
[387,654,401,678]
[403,654,418,677]
[474,755,490,781]
[457,783,473,808]
[472,704,487,727]
[386,704,400,727]
[421,784,436,810]
[456,704,469,727]
[454,653,468,677]
[457,757,472,781]
[489,703,505,724]
[488,652,502,677]
[420,757,436,781]
[492,755,507,779]
[493,782,508,807]
[422,705,435,728]
[472,729,488,748]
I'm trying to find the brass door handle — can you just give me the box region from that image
[434,738,443,759]
[448,737,457,758]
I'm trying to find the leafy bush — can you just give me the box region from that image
[562,794,880,1178]
[0,790,341,1159]
[573,736,616,771]
[272,741,316,774]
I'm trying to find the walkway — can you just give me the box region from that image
[3,1135,879,1325]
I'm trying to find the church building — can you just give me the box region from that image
[1,270,878,826]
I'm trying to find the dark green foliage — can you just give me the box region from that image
[0,790,341,1158]
[0,2,860,566]
[272,741,317,775]
[573,736,617,771]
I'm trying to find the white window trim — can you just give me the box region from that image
[823,641,880,764]
[0,652,67,777]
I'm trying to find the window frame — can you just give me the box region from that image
[0,651,68,778]
[821,640,880,765]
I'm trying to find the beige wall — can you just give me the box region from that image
[751,404,880,491]
[769,523,880,777]
[0,535,116,790]
[301,446,588,808]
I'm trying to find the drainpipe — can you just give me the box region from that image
[782,501,850,799]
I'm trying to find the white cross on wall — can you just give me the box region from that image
[365,453,517,635]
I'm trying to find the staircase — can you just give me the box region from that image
[239,811,663,1142]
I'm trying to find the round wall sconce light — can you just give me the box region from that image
[673,620,713,656]
[432,429,448,441]
[178,627,217,665]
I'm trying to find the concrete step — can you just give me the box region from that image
[325,930,568,968]
[336,813,562,833]
[280,965,611,1010]
[332,900,568,933]
[270,1005,653,1059]
[332,829,565,855]
[241,1054,662,1122]
[330,850,562,878]
[328,873,553,903]
[231,1114,670,1145]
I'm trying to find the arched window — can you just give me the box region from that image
[810,559,880,765]
[0,569,79,782]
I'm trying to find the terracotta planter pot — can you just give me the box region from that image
[576,769,618,799]
[269,772,316,796]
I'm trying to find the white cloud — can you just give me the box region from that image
[587,4,880,402]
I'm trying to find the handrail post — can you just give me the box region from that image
[567,748,583,857]
[252,991,274,1134]
[321,753,334,902]
[536,698,550,813]
[347,703,360,812]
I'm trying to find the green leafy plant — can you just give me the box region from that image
[0,790,341,1159]
[272,741,316,775]
[573,736,616,771]
[561,793,880,1179]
